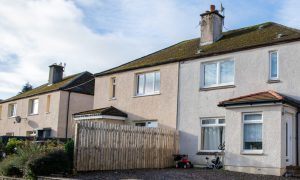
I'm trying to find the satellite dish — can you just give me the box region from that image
[15,116,21,123]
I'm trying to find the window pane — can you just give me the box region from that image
[204,63,217,86]
[219,119,225,124]
[145,72,154,94]
[244,123,262,150]
[154,72,160,92]
[270,52,278,78]
[33,99,39,114]
[202,126,224,150]
[202,119,216,125]
[244,114,262,121]
[137,74,145,94]
[220,61,234,84]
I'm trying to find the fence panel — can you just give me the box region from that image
[74,121,179,172]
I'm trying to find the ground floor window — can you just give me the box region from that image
[201,118,225,151]
[243,113,263,151]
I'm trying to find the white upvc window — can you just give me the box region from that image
[243,113,263,153]
[8,103,17,117]
[29,98,39,115]
[269,51,279,80]
[201,118,225,151]
[201,59,235,88]
[136,71,160,96]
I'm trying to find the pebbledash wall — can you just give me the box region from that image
[94,63,179,129]
[0,91,93,138]
[178,41,300,176]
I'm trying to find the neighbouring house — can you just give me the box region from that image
[0,64,94,138]
[74,4,300,176]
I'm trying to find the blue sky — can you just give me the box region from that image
[0,0,299,99]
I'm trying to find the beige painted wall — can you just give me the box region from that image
[0,91,93,138]
[178,41,300,175]
[94,63,179,129]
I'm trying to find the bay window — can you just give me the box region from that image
[243,113,263,152]
[202,59,234,88]
[201,118,225,151]
[136,71,160,96]
[269,51,279,80]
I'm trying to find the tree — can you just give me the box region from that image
[19,82,33,94]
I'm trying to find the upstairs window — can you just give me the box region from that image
[29,99,39,115]
[202,60,234,88]
[269,51,279,80]
[0,105,2,119]
[111,77,116,99]
[8,103,17,117]
[46,95,51,113]
[136,71,160,96]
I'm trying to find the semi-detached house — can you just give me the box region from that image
[75,5,300,176]
[0,64,94,138]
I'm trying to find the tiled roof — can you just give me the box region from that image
[1,72,95,103]
[73,106,128,118]
[218,90,300,107]
[95,22,300,76]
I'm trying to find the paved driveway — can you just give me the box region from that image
[69,168,297,180]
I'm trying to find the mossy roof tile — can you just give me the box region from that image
[96,22,300,76]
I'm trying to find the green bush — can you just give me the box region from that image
[64,139,74,169]
[0,156,22,177]
[25,150,70,179]
[5,138,24,154]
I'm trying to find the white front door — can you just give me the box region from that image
[286,114,293,166]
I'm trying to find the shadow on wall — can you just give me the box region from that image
[179,131,199,163]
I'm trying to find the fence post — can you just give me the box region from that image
[73,122,80,174]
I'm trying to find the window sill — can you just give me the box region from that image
[109,98,117,101]
[197,151,224,156]
[28,113,38,116]
[200,85,235,91]
[133,93,161,98]
[241,150,263,155]
[267,79,281,84]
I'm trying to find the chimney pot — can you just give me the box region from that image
[210,5,215,12]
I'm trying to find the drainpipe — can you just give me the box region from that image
[296,111,299,166]
[176,62,181,130]
[65,91,71,138]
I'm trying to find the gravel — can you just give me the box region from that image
[68,168,298,180]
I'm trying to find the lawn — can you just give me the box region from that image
[69,168,296,180]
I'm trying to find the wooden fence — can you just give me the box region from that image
[74,121,179,172]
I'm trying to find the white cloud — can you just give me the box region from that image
[275,0,300,28]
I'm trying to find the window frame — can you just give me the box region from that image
[200,117,226,152]
[0,105,2,119]
[135,71,160,96]
[201,59,235,88]
[269,50,279,80]
[29,98,39,115]
[8,103,17,118]
[242,112,263,154]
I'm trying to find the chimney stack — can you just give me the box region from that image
[200,4,224,46]
[48,63,64,85]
